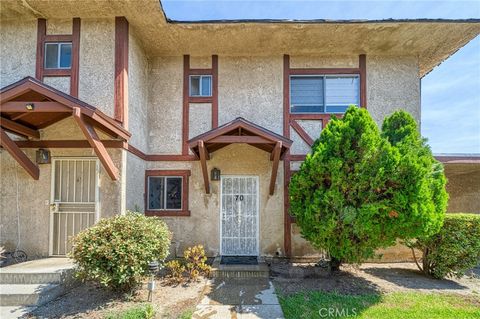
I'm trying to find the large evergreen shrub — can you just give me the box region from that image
[289,107,447,269]
[70,212,171,291]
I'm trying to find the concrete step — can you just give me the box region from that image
[0,258,74,284]
[0,271,72,284]
[211,257,270,278]
[0,283,67,306]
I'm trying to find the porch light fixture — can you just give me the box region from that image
[36,149,51,164]
[25,103,34,110]
[211,167,221,181]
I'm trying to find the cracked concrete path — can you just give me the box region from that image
[193,278,284,319]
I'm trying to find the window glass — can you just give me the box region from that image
[201,76,212,96]
[45,43,59,69]
[166,177,182,209]
[59,43,72,68]
[190,76,201,96]
[325,76,359,113]
[290,76,324,113]
[148,177,165,210]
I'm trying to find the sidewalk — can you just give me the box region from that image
[193,277,284,319]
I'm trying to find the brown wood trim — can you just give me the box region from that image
[198,140,210,194]
[44,34,72,42]
[288,154,307,161]
[1,101,71,113]
[0,127,39,180]
[35,19,46,80]
[189,69,213,75]
[269,141,282,195]
[114,17,129,126]
[290,113,331,121]
[70,18,81,97]
[359,54,367,107]
[182,55,190,155]
[145,154,197,161]
[188,96,212,103]
[212,55,219,128]
[283,54,292,257]
[0,117,40,139]
[73,107,119,180]
[289,68,360,75]
[42,69,71,77]
[208,135,273,144]
[289,120,314,147]
[12,140,124,148]
[145,169,191,216]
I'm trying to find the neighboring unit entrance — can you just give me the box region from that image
[49,158,99,256]
[220,176,259,256]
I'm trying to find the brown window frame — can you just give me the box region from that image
[145,170,190,217]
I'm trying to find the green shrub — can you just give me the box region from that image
[409,213,480,279]
[70,211,171,291]
[289,107,447,269]
[105,303,155,319]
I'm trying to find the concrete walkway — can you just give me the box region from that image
[193,278,284,319]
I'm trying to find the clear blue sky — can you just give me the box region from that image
[163,0,480,154]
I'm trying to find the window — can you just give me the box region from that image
[145,170,190,216]
[44,43,72,69]
[290,75,359,113]
[190,75,212,97]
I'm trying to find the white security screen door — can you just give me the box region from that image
[220,176,259,256]
[50,158,99,256]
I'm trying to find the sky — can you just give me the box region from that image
[163,0,480,154]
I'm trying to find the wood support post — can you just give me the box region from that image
[198,140,210,194]
[0,117,40,139]
[0,127,39,179]
[269,141,282,195]
[73,107,119,180]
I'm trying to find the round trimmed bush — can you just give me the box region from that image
[70,211,171,291]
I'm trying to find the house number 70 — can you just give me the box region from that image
[234,195,244,201]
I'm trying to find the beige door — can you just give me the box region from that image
[49,158,99,256]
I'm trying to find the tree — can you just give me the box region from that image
[289,107,447,270]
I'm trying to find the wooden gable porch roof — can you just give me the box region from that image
[0,77,130,181]
[188,117,292,195]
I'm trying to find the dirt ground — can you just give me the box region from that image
[25,278,207,319]
[272,262,480,297]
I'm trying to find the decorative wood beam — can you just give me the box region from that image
[359,54,367,108]
[208,135,272,144]
[212,55,219,128]
[35,18,46,80]
[182,55,190,155]
[73,107,119,180]
[12,140,124,148]
[1,101,71,113]
[269,141,282,195]
[11,113,30,121]
[0,117,40,139]
[0,127,39,180]
[198,140,210,194]
[114,17,129,126]
[290,120,314,147]
[70,18,81,97]
[289,68,360,75]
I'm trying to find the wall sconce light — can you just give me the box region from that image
[211,167,221,181]
[25,103,35,110]
[36,149,51,164]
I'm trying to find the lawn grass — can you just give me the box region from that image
[104,303,155,319]
[279,291,480,319]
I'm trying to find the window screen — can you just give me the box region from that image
[148,176,182,210]
[290,75,359,113]
[190,75,212,97]
[44,43,72,69]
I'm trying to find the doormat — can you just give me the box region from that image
[220,256,258,265]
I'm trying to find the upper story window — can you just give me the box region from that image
[290,75,359,113]
[190,75,212,97]
[44,42,72,69]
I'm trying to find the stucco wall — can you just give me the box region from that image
[0,19,36,88]
[147,144,284,257]
[367,55,421,126]
[444,163,480,214]
[78,18,115,117]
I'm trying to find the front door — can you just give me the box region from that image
[49,158,99,256]
[220,176,259,256]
